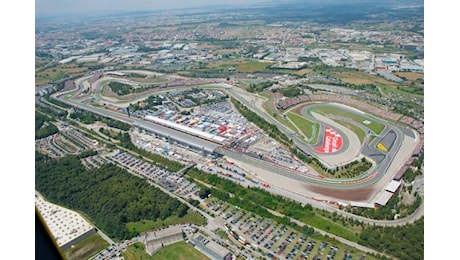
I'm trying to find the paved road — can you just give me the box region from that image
[95,229,115,245]
[51,73,424,227]
[54,77,411,189]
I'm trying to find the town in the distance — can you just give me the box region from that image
[35,0,424,259]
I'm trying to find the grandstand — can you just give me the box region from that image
[135,118,222,156]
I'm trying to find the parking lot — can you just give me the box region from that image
[80,154,108,169]
[204,197,374,260]
[108,150,200,200]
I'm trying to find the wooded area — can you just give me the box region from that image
[35,112,59,139]
[35,152,191,241]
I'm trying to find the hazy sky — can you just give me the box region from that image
[35,0,272,17]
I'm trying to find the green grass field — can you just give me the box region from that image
[123,241,210,260]
[126,209,207,234]
[379,84,423,99]
[287,112,319,143]
[35,63,90,86]
[154,241,209,260]
[63,233,109,260]
[369,135,377,144]
[328,69,398,86]
[123,242,153,260]
[298,211,361,242]
[259,91,299,133]
[334,119,366,144]
[236,61,272,72]
[310,105,385,134]
[270,68,313,76]
[215,228,230,241]
[394,72,424,81]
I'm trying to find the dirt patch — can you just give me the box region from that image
[291,102,318,115]
[292,68,313,75]
[331,71,397,86]
[394,72,423,81]
[291,103,307,114]
[304,183,374,201]
[65,242,102,260]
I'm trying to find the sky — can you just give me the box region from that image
[35,0,274,17]
[35,0,426,18]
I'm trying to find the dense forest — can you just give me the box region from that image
[359,218,424,260]
[35,152,190,241]
[35,112,59,139]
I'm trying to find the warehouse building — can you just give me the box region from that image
[144,225,184,255]
[189,234,232,260]
[35,195,96,250]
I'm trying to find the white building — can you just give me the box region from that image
[35,195,96,250]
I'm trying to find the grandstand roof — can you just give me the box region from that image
[350,201,375,208]
[385,180,402,193]
[135,118,220,153]
[373,190,394,206]
[145,115,226,143]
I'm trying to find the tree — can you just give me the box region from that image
[198,187,211,199]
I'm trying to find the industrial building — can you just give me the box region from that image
[35,195,96,250]
[189,234,232,260]
[144,225,185,255]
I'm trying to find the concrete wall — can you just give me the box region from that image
[60,228,96,250]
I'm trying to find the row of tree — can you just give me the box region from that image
[231,98,292,148]
[279,86,302,97]
[311,157,372,178]
[108,81,153,96]
[129,95,164,112]
[403,151,424,183]
[246,81,275,93]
